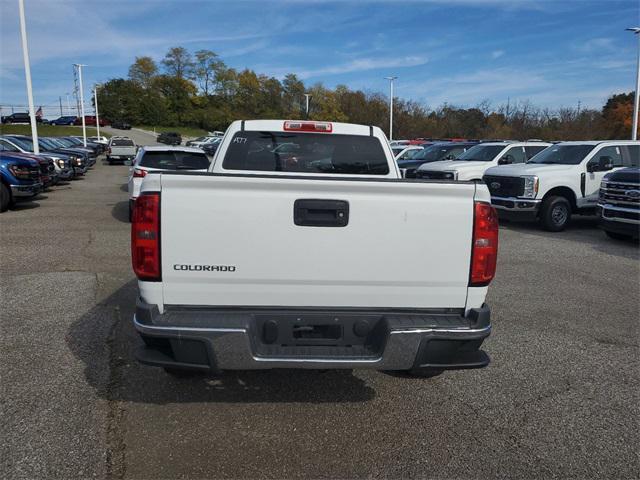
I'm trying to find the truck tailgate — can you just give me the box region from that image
[158,174,476,309]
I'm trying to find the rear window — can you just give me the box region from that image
[139,151,210,170]
[222,131,389,174]
[111,139,134,146]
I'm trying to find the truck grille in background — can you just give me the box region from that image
[484,176,525,197]
[599,181,640,210]
[28,167,41,181]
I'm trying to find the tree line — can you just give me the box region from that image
[96,46,637,140]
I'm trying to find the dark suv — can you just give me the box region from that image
[157,132,182,146]
[2,113,32,124]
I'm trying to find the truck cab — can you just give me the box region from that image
[483,141,640,231]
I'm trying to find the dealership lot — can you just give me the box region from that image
[1,133,638,478]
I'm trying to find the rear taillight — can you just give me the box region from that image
[469,201,499,287]
[131,193,161,281]
[283,121,332,133]
[133,168,147,178]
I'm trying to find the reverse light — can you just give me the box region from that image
[521,176,539,198]
[131,193,161,281]
[283,121,333,133]
[133,168,147,178]
[469,201,499,287]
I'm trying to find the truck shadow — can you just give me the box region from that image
[500,216,639,261]
[66,280,376,404]
[111,201,130,223]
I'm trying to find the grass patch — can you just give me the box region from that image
[0,124,108,137]
[136,125,209,138]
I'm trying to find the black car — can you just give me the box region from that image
[111,120,132,130]
[1,113,32,124]
[157,132,182,146]
[598,167,640,241]
[401,142,478,178]
[202,141,219,157]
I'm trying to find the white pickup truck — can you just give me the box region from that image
[107,136,137,165]
[483,141,640,231]
[415,141,551,181]
[131,120,498,377]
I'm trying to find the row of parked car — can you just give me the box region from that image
[157,131,223,157]
[390,138,639,239]
[0,134,107,212]
[0,112,132,129]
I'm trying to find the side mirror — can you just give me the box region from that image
[498,155,512,165]
[587,156,613,172]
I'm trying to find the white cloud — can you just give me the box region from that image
[274,56,429,80]
[491,50,505,59]
[575,37,615,53]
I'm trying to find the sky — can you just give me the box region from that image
[0,0,639,118]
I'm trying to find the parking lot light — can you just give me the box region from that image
[384,76,397,141]
[18,0,39,154]
[74,64,88,146]
[627,27,640,141]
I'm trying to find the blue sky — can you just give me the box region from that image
[1,0,638,117]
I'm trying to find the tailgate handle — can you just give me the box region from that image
[294,199,349,227]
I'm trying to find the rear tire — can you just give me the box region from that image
[407,367,444,378]
[0,183,10,213]
[539,195,571,232]
[605,230,633,241]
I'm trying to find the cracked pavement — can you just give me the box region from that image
[1,129,639,479]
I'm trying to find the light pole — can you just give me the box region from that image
[74,64,87,146]
[384,76,397,141]
[627,27,640,141]
[304,93,311,119]
[94,84,101,139]
[18,0,39,154]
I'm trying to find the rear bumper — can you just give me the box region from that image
[133,299,491,372]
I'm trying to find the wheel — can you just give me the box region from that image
[539,195,571,231]
[407,367,444,378]
[605,230,633,241]
[0,183,10,213]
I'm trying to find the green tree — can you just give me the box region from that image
[128,56,158,88]
[194,49,222,96]
[161,47,194,79]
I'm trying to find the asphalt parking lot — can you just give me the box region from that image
[1,130,638,479]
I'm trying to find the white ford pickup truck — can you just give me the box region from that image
[483,141,640,231]
[131,120,498,377]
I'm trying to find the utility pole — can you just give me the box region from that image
[65,93,71,115]
[384,76,397,141]
[18,0,39,153]
[626,27,640,140]
[94,85,100,138]
[304,93,311,119]
[74,64,87,146]
[59,96,63,116]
